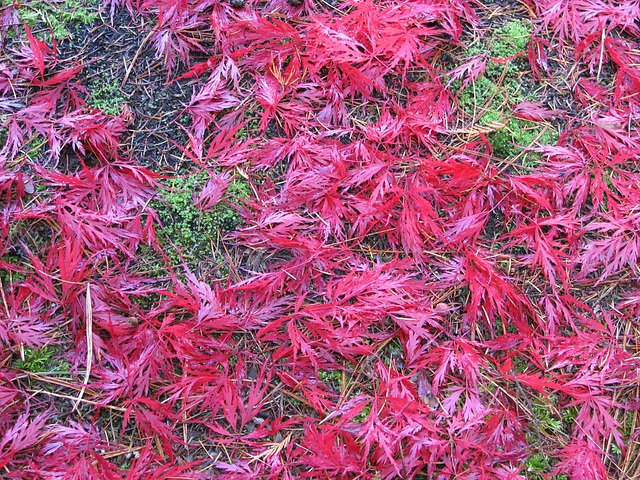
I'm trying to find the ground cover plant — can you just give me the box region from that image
[1,0,640,478]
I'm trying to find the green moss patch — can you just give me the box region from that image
[19,0,99,40]
[87,78,125,116]
[16,345,70,373]
[151,171,250,263]
[456,20,559,164]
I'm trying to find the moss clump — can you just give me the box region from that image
[87,79,125,116]
[16,345,70,373]
[236,108,262,140]
[151,171,250,262]
[464,20,531,78]
[19,0,99,40]
[457,20,558,162]
[522,394,577,480]
[0,252,26,285]
[487,20,531,77]
[525,454,568,480]
[481,110,558,163]
[318,369,342,392]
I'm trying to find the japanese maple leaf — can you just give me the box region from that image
[577,212,640,283]
[0,413,48,468]
[186,77,239,139]
[194,171,230,212]
[59,110,127,161]
[299,425,366,477]
[447,54,487,87]
[0,3,19,44]
[151,9,207,77]
[255,76,309,136]
[529,35,550,81]
[513,101,560,121]
[23,25,52,79]
[506,213,578,290]
[554,441,608,480]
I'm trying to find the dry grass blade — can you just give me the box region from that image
[0,278,25,362]
[121,27,156,88]
[448,118,510,137]
[73,283,93,411]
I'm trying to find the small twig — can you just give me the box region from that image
[28,388,127,412]
[510,372,551,470]
[121,28,155,88]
